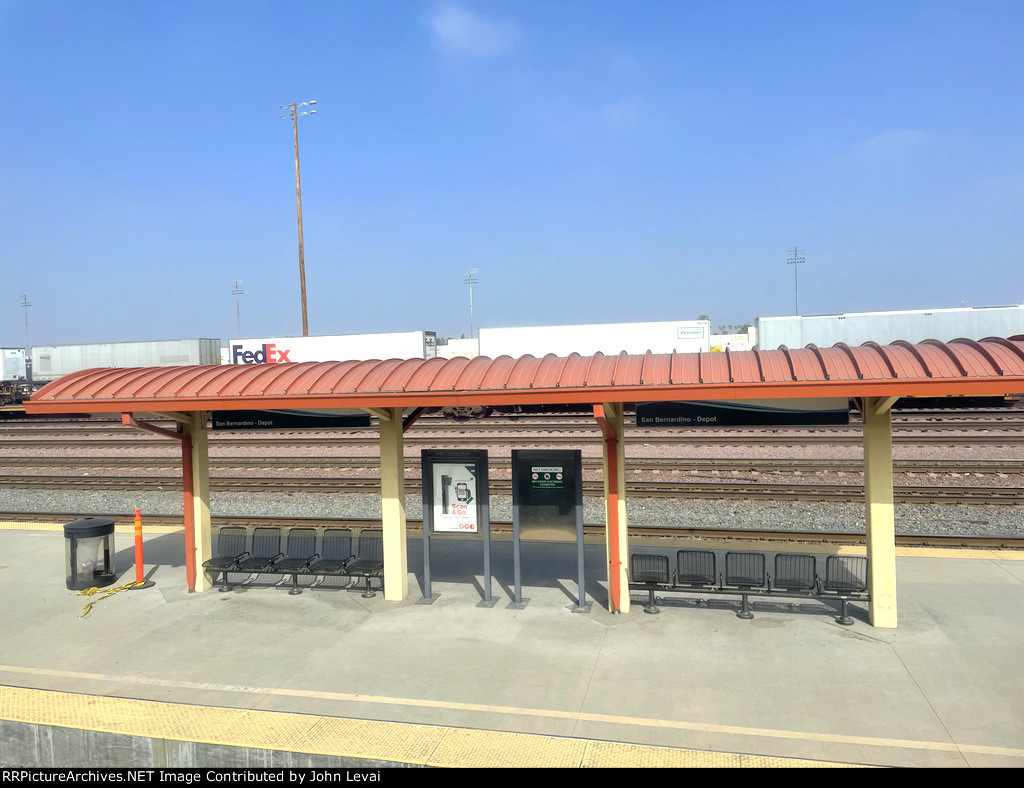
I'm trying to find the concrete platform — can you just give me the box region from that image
[1,523,1023,768]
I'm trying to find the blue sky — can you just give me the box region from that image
[1,1,1022,347]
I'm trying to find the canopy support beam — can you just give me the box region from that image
[594,403,628,614]
[863,397,898,627]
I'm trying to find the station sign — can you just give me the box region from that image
[636,398,850,427]
[212,409,371,430]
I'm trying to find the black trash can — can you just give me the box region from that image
[64,518,116,590]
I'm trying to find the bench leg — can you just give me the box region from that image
[217,571,233,593]
[836,597,854,626]
[360,575,376,599]
[642,587,660,615]
[288,573,302,595]
[737,593,754,620]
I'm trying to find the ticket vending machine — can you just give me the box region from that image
[510,449,589,612]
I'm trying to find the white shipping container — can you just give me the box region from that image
[2,348,27,381]
[31,339,221,381]
[478,320,711,358]
[757,305,1024,350]
[224,331,438,366]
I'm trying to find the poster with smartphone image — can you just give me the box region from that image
[432,463,478,533]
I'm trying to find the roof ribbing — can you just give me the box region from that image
[25,337,1024,415]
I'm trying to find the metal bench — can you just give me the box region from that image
[347,529,385,598]
[234,526,285,577]
[202,526,250,592]
[771,552,818,594]
[723,551,767,619]
[822,555,869,625]
[271,527,320,595]
[630,553,670,614]
[308,528,355,576]
[674,549,717,590]
[627,548,869,624]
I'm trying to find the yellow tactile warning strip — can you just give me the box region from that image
[4,522,1023,561]
[0,520,183,534]
[0,685,856,768]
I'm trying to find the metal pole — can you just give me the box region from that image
[291,104,309,336]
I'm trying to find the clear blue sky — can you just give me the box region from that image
[2,1,1022,347]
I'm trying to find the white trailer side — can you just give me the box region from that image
[757,306,1024,349]
[478,320,711,358]
[31,339,221,381]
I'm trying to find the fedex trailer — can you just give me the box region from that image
[225,331,438,366]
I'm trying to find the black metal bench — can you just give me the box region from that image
[202,526,250,592]
[629,548,870,624]
[307,528,356,576]
[346,529,385,598]
[272,527,320,595]
[821,555,868,625]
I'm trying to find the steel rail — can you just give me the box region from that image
[2,455,1021,475]
[3,510,1021,550]
[2,474,1020,504]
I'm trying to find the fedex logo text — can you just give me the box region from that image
[230,343,293,364]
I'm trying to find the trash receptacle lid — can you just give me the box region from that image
[63,517,116,538]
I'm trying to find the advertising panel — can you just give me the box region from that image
[431,462,479,533]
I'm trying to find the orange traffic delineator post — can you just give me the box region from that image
[130,508,155,589]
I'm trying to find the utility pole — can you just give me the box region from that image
[463,268,478,339]
[787,247,805,315]
[20,294,31,382]
[232,280,244,338]
[279,100,317,336]
[20,293,30,350]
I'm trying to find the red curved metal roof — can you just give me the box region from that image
[25,337,1024,415]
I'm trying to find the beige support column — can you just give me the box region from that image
[379,407,408,601]
[600,402,629,614]
[189,412,213,592]
[863,397,897,628]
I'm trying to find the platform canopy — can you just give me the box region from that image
[25,336,1024,414]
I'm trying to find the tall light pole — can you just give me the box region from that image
[232,280,244,338]
[463,268,478,339]
[20,294,31,382]
[279,100,317,336]
[787,246,805,315]
[20,293,31,350]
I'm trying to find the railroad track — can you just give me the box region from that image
[3,511,1021,551]
[3,418,1024,436]
[3,432,1024,448]
[1,455,1021,475]
[2,474,1020,504]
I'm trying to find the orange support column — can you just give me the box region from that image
[595,403,629,614]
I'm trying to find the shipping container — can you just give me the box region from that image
[1,348,27,381]
[756,305,1024,350]
[31,339,221,381]
[224,331,438,366]
[477,320,711,358]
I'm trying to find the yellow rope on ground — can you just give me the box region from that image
[77,581,147,618]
